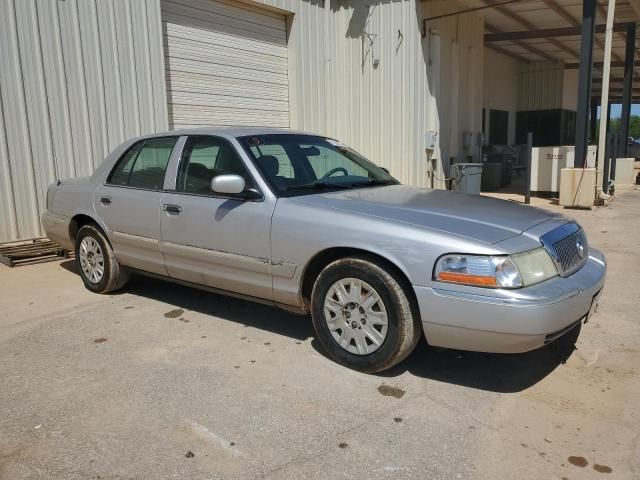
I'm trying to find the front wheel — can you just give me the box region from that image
[310,256,422,373]
[75,224,129,293]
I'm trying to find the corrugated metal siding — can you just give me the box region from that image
[0,0,168,242]
[519,61,564,111]
[422,1,485,180]
[162,0,290,128]
[254,0,484,188]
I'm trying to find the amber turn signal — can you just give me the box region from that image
[438,271,498,287]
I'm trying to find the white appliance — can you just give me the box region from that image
[530,145,597,193]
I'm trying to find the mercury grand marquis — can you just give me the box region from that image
[42,128,606,372]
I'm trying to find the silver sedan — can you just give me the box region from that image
[42,128,606,372]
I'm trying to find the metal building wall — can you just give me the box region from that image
[518,61,565,111]
[0,0,168,243]
[423,1,484,182]
[255,0,484,188]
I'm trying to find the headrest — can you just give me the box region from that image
[187,162,210,180]
[257,155,279,177]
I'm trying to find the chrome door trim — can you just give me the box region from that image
[271,261,297,279]
[160,242,297,278]
[161,240,271,274]
[111,230,161,246]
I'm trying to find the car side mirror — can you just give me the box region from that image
[211,174,245,195]
[380,167,390,174]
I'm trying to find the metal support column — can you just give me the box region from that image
[618,23,636,156]
[596,0,616,173]
[603,132,612,194]
[611,133,619,187]
[524,132,533,205]
[574,0,597,167]
[590,101,598,142]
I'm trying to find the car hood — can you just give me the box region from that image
[291,185,567,245]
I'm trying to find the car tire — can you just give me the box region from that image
[75,224,129,294]
[310,256,422,373]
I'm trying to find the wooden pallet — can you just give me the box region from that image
[0,237,71,267]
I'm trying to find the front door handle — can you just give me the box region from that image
[163,204,182,214]
[100,196,112,205]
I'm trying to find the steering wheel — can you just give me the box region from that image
[321,167,349,179]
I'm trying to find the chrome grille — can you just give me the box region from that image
[540,223,589,277]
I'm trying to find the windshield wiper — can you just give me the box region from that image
[348,178,396,187]
[285,181,354,192]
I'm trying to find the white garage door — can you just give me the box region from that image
[161,0,289,129]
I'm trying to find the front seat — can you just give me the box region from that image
[256,155,287,189]
[184,162,211,193]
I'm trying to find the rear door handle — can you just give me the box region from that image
[163,204,182,214]
[100,196,111,205]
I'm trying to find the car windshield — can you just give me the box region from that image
[238,134,398,197]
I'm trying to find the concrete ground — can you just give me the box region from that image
[1,187,639,480]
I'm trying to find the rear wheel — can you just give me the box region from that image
[311,256,422,373]
[75,224,129,293]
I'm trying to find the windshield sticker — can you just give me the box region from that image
[246,136,264,146]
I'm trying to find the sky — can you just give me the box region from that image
[601,103,640,119]
[598,103,640,118]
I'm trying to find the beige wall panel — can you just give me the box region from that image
[0,0,168,242]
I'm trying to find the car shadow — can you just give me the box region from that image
[59,260,313,341]
[376,324,580,393]
[59,259,579,392]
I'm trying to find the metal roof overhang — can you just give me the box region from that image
[432,0,640,101]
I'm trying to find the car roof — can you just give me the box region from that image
[137,126,319,139]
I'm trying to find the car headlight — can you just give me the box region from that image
[511,248,558,286]
[434,248,558,289]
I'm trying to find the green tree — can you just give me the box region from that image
[628,115,640,139]
[592,115,640,142]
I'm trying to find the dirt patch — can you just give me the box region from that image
[185,450,195,458]
[393,417,403,423]
[568,456,589,467]
[593,464,613,474]
[164,309,184,318]
[377,384,406,399]
[338,442,348,449]
[93,337,107,344]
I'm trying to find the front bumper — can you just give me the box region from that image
[414,248,606,353]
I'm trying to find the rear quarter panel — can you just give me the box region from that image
[42,177,103,250]
[42,138,135,249]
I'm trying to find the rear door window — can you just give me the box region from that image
[107,137,178,190]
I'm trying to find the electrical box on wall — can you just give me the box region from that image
[425,131,438,150]
[463,131,473,150]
